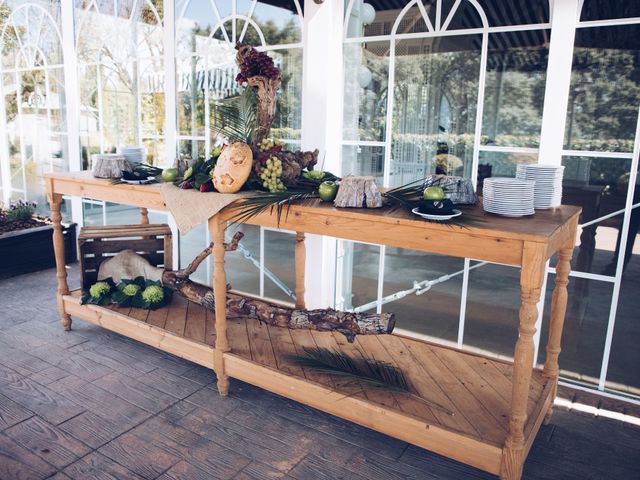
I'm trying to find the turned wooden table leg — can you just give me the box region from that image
[501,243,546,480]
[543,218,578,424]
[140,207,149,224]
[295,231,306,309]
[210,217,230,396]
[48,193,72,331]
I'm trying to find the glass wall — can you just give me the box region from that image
[340,0,640,397]
[339,0,551,349]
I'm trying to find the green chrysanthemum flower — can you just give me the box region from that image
[89,281,111,299]
[122,284,141,297]
[142,285,164,304]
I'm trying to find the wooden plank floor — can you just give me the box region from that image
[105,294,549,449]
[3,267,638,480]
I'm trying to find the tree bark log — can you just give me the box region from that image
[248,75,280,145]
[161,271,395,342]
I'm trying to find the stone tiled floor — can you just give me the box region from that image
[0,267,639,479]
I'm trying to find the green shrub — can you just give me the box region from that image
[6,200,37,222]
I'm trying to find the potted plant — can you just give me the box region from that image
[0,199,76,278]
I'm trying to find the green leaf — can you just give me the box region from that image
[210,88,257,144]
[194,173,210,188]
[287,347,454,416]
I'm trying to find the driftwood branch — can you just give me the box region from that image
[161,267,395,342]
[161,235,395,341]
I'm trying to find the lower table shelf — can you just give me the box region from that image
[63,290,554,476]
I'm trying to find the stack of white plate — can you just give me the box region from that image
[483,177,535,217]
[515,164,564,209]
[117,146,146,166]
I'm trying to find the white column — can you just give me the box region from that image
[300,0,344,308]
[61,0,84,227]
[163,0,177,167]
[0,65,10,204]
[537,0,581,166]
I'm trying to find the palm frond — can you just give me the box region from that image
[288,346,454,415]
[382,177,426,208]
[211,88,257,144]
[228,188,319,226]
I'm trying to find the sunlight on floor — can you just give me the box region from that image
[554,397,640,427]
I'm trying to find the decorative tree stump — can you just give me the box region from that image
[91,154,132,179]
[334,176,383,208]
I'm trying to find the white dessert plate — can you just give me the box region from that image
[412,207,462,221]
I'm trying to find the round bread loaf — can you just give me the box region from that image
[211,142,253,193]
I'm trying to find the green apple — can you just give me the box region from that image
[161,168,179,182]
[318,181,339,202]
[423,186,445,201]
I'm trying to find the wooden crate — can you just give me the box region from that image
[78,224,172,289]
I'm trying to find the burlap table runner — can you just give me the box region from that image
[160,183,250,235]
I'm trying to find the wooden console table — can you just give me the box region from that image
[46,172,580,480]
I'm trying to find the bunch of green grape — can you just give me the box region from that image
[260,156,285,192]
[258,137,285,152]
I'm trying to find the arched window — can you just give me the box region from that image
[175,0,303,161]
[0,1,66,212]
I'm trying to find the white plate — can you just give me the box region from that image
[121,176,155,185]
[412,207,462,221]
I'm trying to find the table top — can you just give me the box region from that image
[46,171,581,265]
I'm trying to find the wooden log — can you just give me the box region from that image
[160,270,395,343]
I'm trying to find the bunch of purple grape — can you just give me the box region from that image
[235,44,280,83]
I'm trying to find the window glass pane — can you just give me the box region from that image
[139,58,165,139]
[248,2,302,44]
[179,223,208,284]
[463,263,519,358]
[391,36,480,186]
[438,0,483,30]
[482,31,549,148]
[478,150,537,183]
[477,0,549,26]
[337,241,380,311]
[82,201,104,227]
[226,224,261,296]
[537,276,613,387]
[343,41,388,142]
[142,138,164,166]
[270,49,302,140]
[561,156,633,274]
[177,55,206,137]
[178,139,205,160]
[580,1,640,22]
[383,250,462,344]
[345,2,427,38]
[606,227,640,394]
[264,230,296,303]
[564,25,640,152]
[341,144,384,183]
